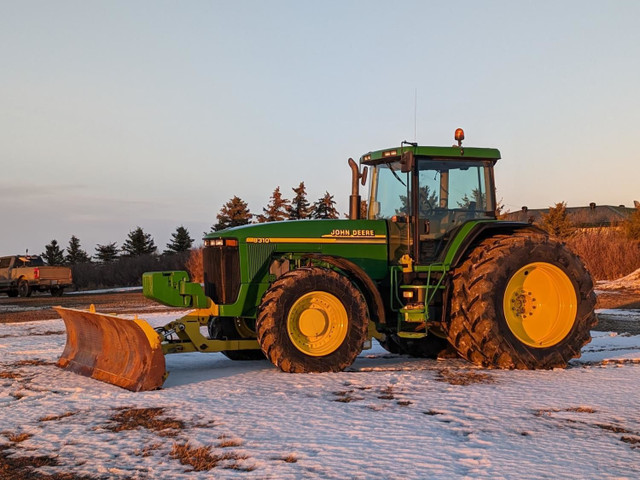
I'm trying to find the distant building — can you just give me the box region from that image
[503,203,636,228]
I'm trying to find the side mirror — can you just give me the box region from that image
[400,151,414,173]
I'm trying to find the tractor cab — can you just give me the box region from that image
[360,131,500,264]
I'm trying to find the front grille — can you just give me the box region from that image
[203,246,241,304]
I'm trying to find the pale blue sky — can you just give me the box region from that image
[1,1,638,255]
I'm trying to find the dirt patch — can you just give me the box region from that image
[39,412,76,422]
[8,359,54,367]
[0,443,98,480]
[103,407,185,437]
[436,369,495,385]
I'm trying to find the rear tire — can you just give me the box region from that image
[18,280,31,298]
[208,317,265,361]
[445,232,596,369]
[256,267,369,373]
[50,286,64,297]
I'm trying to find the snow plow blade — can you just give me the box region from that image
[54,306,167,392]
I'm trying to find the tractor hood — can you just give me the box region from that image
[204,219,390,281]
[204,219,388,246]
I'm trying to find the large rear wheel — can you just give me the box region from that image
[256,267,369,373]
[445,232,596,369]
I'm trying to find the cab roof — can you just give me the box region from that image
[360,145,501,165]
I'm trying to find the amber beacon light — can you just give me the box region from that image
[454,128,465,146]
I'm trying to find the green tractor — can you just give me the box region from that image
[56,129,596,391]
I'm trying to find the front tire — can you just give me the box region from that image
[18,280,31,298]
[445,232,596,369]
[256,267,369,373]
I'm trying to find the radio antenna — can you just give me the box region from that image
[414,88,418,142]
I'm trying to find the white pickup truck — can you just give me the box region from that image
[0,255,73,297]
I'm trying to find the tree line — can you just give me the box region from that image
[213,182,339,231]
[41,226,194,266]
[39,181,339,266]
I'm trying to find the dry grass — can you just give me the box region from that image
[423,409,444,416]
[170,442,251,472]
[276,454,298,463]
[9,359,54,367]
[436,369,495,385]
[105,407,185,437]
[185,247,204,283]
[332,389,362,403]
[377,385,395,400]
[39,412,76,422]
[0,444,96,480]
[29,330,65,337]
[0,371,21,380]
[565,229,640,280]
[7,433,32,443]
[216,435,243,448]
[134,442,163,458]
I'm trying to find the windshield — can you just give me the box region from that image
[418,159,492,214]
[367,161,409,219]
[368,158,494,220]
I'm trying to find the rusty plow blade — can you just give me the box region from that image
[55,306,167,392]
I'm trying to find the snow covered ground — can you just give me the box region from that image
[2,310,640,479]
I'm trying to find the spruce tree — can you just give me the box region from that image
[312,191,339,219]
[257,186,290,223]
[288,182,311,220]
[65,235,91,264]
[212,196,253,231]
[165,226,194,253]
[42,239,65,265]
[540,202,575,238]
[122,227,157,256]
[95,242,119,263]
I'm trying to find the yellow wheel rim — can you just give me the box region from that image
[503,262,577,348]
[287,291,348,356]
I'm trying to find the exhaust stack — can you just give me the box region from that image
[348,158,367,220]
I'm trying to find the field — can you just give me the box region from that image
[1,288,640,479]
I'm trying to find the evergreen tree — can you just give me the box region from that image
[212,196,253,231]
[312,191,339,219]
[122,227,157,256]
[257,186,290,223]
[288,182,311,220]
[540,202,575,238]
[95,242,119,263]
[42,239,65,265]
[165,226,194,253]
[65,235,91,264]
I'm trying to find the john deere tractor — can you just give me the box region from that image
[56,129,596,391]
